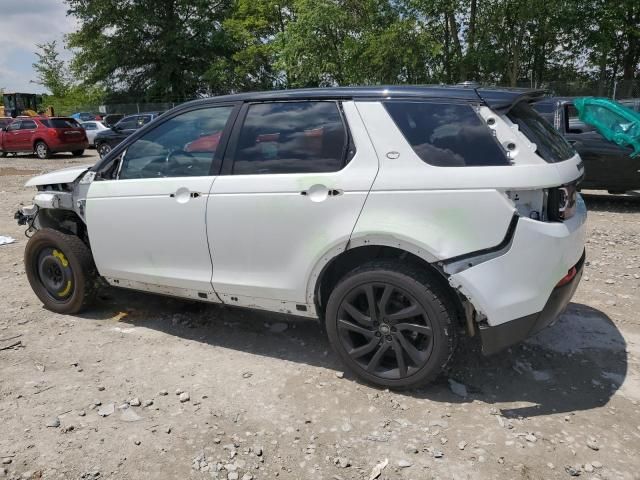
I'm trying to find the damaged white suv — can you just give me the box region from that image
[16,86,586,388]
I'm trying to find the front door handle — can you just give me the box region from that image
[170,188,202,203]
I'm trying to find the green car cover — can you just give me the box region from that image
[574,97,640,157]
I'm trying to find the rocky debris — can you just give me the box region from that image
[1,458,11,465]
[368,459,388,480]
[333,457,350,468]
[591,461,603,469]
[97,403,115,417]
[77,410,86,417]
[143,399,153,407]
[133,439,141,446]
[158,389,168,396]
[428,419,449,429]
[458,441,467,450]
[525,433,537,443]
[397,459,412,468]
[335,372,344,379]
[586,438,599,451]
[179,392,190,403]
[62,424,74,433]
[97,386,105,391]
[241,371,253,379]
[175,388,183,395]
[45,416,60,427]
[120,409,143,422]
[80,471,100,479]
[448,378,468,397]
[404,444,418,454]
[565,465,581,476]
[129,397,141,407]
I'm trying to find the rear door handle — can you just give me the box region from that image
[300,188,343,196]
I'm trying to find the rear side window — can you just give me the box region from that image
[384,102,509,166]
[41,118,79,128]
[507,102,574,162]
[232,101,348,175]
[20,120,37,129]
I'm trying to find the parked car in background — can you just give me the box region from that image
[619,98,640,113]
[0,117,14,129]
[0,117,88,159]
[15,86,586,389]
[534,97,640,193]
[71,112,99,122]
[80,120,109,147]
[94,112,162,158]
[102,114,124,128]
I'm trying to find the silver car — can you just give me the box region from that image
[80,121,108,147]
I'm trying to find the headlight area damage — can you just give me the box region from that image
[14,165,94,238]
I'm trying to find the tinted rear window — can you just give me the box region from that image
[41,118,80,128]
[507,102,574,162]
[384,102,509,166]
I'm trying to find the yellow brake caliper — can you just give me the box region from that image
[52,249,72,297]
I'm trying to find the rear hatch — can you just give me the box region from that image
[42,117,87,143]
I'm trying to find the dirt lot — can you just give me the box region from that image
[1,151,639,480]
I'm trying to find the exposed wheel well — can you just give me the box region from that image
[33,139,48,148]
[36,208,89,246]
[314,245,466,328]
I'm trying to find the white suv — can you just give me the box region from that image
[15,86,586,388]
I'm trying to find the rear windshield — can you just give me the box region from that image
[41,118,80,128]
[508,102,574,162]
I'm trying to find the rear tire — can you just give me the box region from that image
[0,150,7,158]
[35,141,51,159]
[97,142,111,158]
[325,260,456,389]
[24,228,97,314]
[71,149,84,157]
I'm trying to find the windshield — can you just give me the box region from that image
[508,102,575,163]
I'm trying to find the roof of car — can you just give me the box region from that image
[180,85,545,109]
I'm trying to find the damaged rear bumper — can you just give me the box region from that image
[479,250,585,354]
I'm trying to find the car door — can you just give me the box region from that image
[3,121,22,150]
[207,100,378,306]
[85,104,238,296]
[17,119,37,151]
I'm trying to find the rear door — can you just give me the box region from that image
[206,100,378,305]
[17,119,37,150]
[86,104,238,295]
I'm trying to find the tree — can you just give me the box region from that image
[66,0,235,100]
[32,41,104,115]
[32,41,71,97]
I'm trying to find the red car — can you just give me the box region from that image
[0,117,88,159]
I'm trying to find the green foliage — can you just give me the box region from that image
[32,41,105,115]
[58,0,639,100]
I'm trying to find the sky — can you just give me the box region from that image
[0,1,78,94]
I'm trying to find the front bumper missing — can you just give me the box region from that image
[479,250,585,355]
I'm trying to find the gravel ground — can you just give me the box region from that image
[1,151,639,480]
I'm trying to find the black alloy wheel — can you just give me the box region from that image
[325,261,456,389]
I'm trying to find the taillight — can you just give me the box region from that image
[556,266,577,287]
[547,183,577,221]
